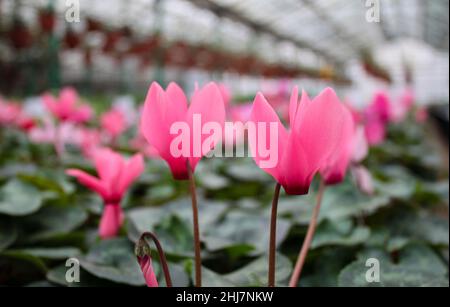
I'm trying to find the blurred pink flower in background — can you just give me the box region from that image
[78,128,102,158]
[363,91,392,146]
[101,108,128,142]
[0,99,35,131]
[390,88,415,123]
[42,87,93,123]
[29,119,79,148]
[364,117,386,146]
[351,126,369,163]
[415,106,429,123]
[66,148,144,239]
[351,165,374,195]
[369,91,392,123]
[140,82,226,180]
[223,102,253,146]
[129,131,161,159]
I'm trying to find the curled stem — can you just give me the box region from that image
[289,179,326,287]
[136,232,173,287]
[188,162,202,287]
[268,183,281,287]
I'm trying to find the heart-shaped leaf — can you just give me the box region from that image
[0,180,44,216]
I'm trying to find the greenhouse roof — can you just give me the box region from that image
[2,0,448,70]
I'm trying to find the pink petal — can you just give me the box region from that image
[248,93,288,182]
[320,104,355,185]
[288,86,299,127]
[364,119,386,145]
[351,165,374,195]
[66,169,108,200]
[99,204,123,239]
[292,90,312,133]
[297,88,347,173]
[42,93,58,116]
[140,82,171,160]
[59,87,78,113]
[93,148,124,191]
[187,82,226,171]
[138,255,159,287]
[279,133,312,195]
[72,104,93,123]
[140,82,189,180]
[118,153,144,195]
[166,82,188,124]
[351,126,369,163]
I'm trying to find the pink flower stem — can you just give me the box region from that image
[268,183,281,287]
[187,161,202,287]
[289,179,326,287]
[137,232,173,287]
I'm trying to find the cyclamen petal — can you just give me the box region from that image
[66,169,108,200]
[187,82,226,171]
[118,153,145,195]
[320,104,355,185]
[42,87,92,123]
[248,93,288,183]
[138,255,159,287]
[99,204,123,239]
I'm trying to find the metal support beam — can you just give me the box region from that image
[184,0,344,67]
[299,0,365,52]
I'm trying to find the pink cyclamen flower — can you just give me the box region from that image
[66,148,144,239]
[140,82,225,180]
[0,100,35,131]
[0,99,20,125]
[42,87,92,123]
[319,104,355,185]
[249,87,351,195]
[415,106,428,123]
[364,117,386,146]
[401,88,415,111]
[101,108,127,140]
[363,91,392,146]
[137,255,159,287]
[369,91,391,123]
[351,126,369,163]
[351,165,374,195]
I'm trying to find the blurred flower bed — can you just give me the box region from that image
[0,87,448,287]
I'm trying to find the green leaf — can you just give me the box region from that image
[338,244,449,287]
[0,218,17,252]
[203,211,291,256]
[386,210,449,247]
[18,172,74,197]
[224,253,292,287]
[0,250,48,273]
[78,238,146,286]
[46,264,120,287]
[319,181,391,222]
[0,180,44,216]
[6,247,81,260]
[21,205,88,243]
[196,266,235,287]
[311,219,371,249]
[225,159,271,182]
